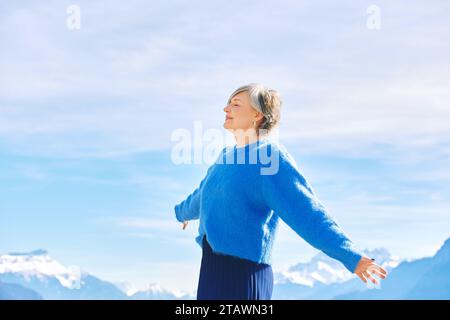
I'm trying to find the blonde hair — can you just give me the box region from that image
[227,83,282,134]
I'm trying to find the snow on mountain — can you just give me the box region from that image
[274,247,402,287]
[0,249,82,289]
[0,250,126,299]
[335,236,450,299]
[115,281,195,299]
[130,283,196,300]
[7,243,437,300]
[0,249,194,300]
[114,281,141,296]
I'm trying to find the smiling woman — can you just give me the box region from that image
[223,83,282,147]
[175,83,387,300]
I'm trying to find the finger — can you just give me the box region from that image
[370,264,388,277]
[363,271,379,285]
[363,271,378,284]
[370,268,387,279]
[366,267,384,279]
[356,272,367,283]
[377,266,388,276]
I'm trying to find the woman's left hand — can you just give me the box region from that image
[354,256,388,284]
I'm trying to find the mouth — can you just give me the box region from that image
[225,117,233,121]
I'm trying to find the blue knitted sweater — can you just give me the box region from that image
[174,138,365,273]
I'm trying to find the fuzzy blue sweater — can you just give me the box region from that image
[174,138,365,273]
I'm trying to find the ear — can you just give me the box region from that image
[254,112,264,122]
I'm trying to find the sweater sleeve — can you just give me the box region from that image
[261,147,365,273]
[174,147,224,223]
[174,167,210,223]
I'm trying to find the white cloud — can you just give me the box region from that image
[1,1,449,162]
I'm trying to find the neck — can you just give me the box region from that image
[234,129,260,148]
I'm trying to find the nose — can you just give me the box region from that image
[223,104,231,113]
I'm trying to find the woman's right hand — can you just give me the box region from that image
[182,221,189,230]
[354,256,388,284]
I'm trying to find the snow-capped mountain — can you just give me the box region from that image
[274,247,402,288]
[0,250,124,299]
[2,238,448,300]
[0,250,126,299]
[335,236,450,300]
[114,281,195,299]
[272,237,450,300]
[130,283,195,300]
[0,250,192,300]
[0,249,82,290]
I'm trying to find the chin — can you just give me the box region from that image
[223,124,234,132]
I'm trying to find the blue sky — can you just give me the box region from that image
[1,0,450,293]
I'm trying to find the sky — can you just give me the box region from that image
[1,0,450,293]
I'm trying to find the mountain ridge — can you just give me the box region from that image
[1,236,449,300]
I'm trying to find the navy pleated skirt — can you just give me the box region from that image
[196,235,273,300]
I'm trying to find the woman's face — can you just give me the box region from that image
[223,91,262,132]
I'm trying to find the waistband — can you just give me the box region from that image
[202,234,271,268]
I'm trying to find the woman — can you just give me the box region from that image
[174,83,387,300]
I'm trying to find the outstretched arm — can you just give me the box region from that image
[174,170,209,223]
[174,148,224,225]
[261,148,366,274]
